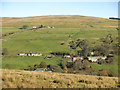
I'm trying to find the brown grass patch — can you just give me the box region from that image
[2,69,118,88]
[104,26,117,27]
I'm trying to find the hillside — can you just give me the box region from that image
[2,15,118,76]
[2,15,117,32]
[2,69,119,88]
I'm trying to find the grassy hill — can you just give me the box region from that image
[2,69,119,88]
[2,15,117,32]
[2,15,118,73]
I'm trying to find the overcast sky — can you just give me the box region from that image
[0,0,119,18]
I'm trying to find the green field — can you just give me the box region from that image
[2,15,118,73]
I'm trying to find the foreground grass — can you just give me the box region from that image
[2,69,118,88]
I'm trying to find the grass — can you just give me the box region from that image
[2,28,21,34]
[2,15,117,28]
[2,28,118,53]
[2,15,118,73]
[2,56,64,70]
[2,69,119,88]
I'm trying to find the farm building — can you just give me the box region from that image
[30,53,42,56]
[34,68,46,72]
[72,57,83,62]
[18,52,42,56]
[34,68,52,72]
[88,56,107,62]
[18,53,27,56]
[64,55,71,58]
[32,26,37,29]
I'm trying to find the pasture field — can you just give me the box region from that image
[2,15,118,73]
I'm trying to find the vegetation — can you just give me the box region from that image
[2,48,8,56]
[2,69,119,88]
[2,15,118,76]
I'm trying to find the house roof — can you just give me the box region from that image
[34,68,45,72]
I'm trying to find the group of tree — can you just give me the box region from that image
[60,59,117,77]
[69,39,89,57]
[19,24,48,30]
[27,61,62,72]
[60,59,91,73]
[69,34,117,57]
[97,56,113,64]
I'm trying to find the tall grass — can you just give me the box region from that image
[2,69,118,88]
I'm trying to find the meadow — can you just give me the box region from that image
[2,15,118,73]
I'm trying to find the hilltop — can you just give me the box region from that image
[2,69,119,88]
[2,15,117,29]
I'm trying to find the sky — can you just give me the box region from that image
[0,0,119,18]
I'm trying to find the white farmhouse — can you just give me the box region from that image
[18,53,27,56]
[32,26,37,29]
[31,53,42,56]
[88,56,107,62]
[64,55,71,58]
[18,52,42,56]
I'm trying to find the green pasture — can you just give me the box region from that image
[2,28,21,34]
[90,56,118,73]
[2,28,118,53]
[2,56,64,70]
[2,15,118,72]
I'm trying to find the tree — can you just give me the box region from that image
[79,40,88,49]
[98,69,108,76]
[63,67,68,72]
[39,61,47,68]
[100,34,113,44]
[22,25,28,29]
[97,58,106,64]
[93,45,108,56]
[40,25,43,28]
[69,39,89,57]
[48,64,57,69]
[83,60,90,67]
[48,64,62,72]
[73,60,83,70]
[81,48,89,57]
[61,60,67,69]
[105,57,113,64]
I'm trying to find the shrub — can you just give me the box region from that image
[39,62,47,68]
[22,25,28,29]
[53,68,63,72]
[98,70,108,76]
[61,60,67,69]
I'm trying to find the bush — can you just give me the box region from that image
[105,57,113,64]
[22,25,28,29]
[60,60,67,69]
[98,69,108,76]
[39,62,47,68]
[2,48,8,56]
[53,68,63,72]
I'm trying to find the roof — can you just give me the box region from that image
[88,56,106,62]
[34,68,46,72]
[67,61,73,62]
